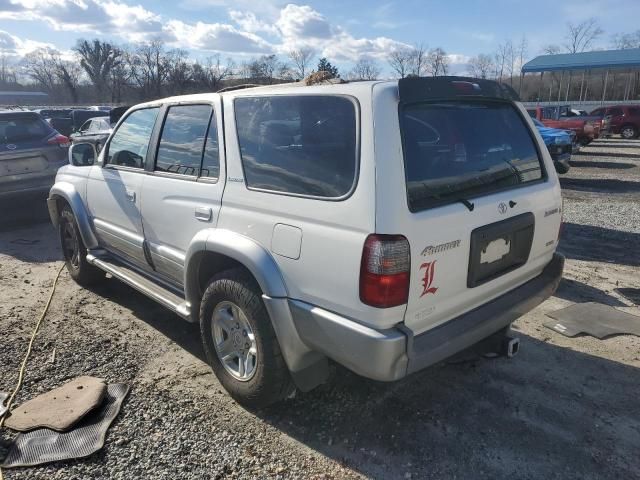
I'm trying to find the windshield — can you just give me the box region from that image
[400,101,544,212]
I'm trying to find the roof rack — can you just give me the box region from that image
[217,84,261,93]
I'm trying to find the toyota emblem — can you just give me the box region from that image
[498,202,508,214]
[6,144,17,150]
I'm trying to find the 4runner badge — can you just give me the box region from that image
[419,261,438,297]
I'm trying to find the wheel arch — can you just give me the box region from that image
[184,229,327,390]
[47,182,99,249]
[184,229,288,315]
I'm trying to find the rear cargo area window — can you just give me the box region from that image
[234,95,357,198]
[400,101,543,212]
[0,115,50,143]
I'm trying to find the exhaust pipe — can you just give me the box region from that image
[502,336,520,358]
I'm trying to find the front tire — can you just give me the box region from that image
[620,124,638,139]
[199,268,294,408]
[59,206,104,286]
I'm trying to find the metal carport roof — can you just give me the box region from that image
[522,48,640,73]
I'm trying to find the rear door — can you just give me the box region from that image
[87,106,159,267]
[374,78,562,335]
[140,100,225,286]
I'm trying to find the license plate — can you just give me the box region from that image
[468,213,535,288]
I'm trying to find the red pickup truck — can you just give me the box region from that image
[527,106,601,146]
[590,105,640,139]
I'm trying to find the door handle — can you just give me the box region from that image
[125,190,136,202]
[195,207,212,221]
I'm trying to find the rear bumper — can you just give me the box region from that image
[291,253,564,381]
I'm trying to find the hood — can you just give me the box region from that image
[536,125,572,146]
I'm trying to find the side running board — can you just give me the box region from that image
[86,253,191,320]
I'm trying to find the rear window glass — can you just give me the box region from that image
[234,95,357,198]
[400,101,544,212]
[0,115,50,143]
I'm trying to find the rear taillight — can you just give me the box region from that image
[360,234,410,308]
[48,134,70,148]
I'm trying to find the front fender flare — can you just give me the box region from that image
[47,182,98,249]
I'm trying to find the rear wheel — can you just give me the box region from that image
[199,268,294,408]
[620,124,638,139]
[59,206,104,286]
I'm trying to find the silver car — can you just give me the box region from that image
[0,111,69,198]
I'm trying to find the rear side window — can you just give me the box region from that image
[155,105,212,176]
[608,108,624,117]
[108,108,159,168]
[400,101,544,212]
[0,115,50,143]
[234,95,357,198]
[629,107,640,116]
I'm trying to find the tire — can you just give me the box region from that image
[620,124,638,140]
[59,206,104,286]
[199,268,294,408]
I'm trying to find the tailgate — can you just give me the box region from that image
[0,149,49,177]
[374,77,562,336]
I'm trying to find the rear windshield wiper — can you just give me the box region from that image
[456,198,475,211]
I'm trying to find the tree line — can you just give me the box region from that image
[2,18,639,105]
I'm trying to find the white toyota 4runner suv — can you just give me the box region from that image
[48,77,564,407]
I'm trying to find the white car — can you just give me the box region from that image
[48,77,564,407]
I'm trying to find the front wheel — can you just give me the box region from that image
[59,206,104,286]
[620,125,638,139]
[199,268,294,408]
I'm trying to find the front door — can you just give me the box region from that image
[87,106,160,267]
[140,100,225,286]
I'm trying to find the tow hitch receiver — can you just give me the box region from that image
[503,336,520,358]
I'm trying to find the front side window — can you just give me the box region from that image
[608,108,624,117]
[107,108,159,168]
[235,95,357,198]
[400,101,544,212]
[155,105,212,176]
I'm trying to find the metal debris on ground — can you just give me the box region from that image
[4,376,107,432]
[2,383,130,468]
[545,302,640,338]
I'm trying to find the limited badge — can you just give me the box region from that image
[419,261,438,297]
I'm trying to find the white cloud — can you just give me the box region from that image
[0,29,58,58]
[1,0,413,62]
[166,20,271,53]
[271,4,409,61]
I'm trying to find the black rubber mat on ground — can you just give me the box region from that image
[616,288,640,306]
[2,383,129,468]
[545,302,640,338]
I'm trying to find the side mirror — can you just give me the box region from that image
[69,143,96,167]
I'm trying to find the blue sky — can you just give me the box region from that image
[1,0,638,74]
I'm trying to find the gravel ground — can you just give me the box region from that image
[1,138,639,479]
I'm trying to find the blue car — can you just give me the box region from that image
[532,118,572,174]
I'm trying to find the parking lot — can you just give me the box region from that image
[1,138,639,479]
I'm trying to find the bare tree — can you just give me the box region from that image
[468,54,494,79]
[75,39,122,98]
[408,43,428,76]
[388,47,413,78]
[288,48,315,79]
[192,54,235,91]
[426,47,449,76]
[517,35,528,72]
[542,44,562,55]
[165,49,192,95]
[611,30,640,49]
[348,58,381,80]
[54,59,82,103]
[23,48,58,91]
[128,40,171,99]
[564,18,603,53]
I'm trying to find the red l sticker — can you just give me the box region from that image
[419,261,438,297]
